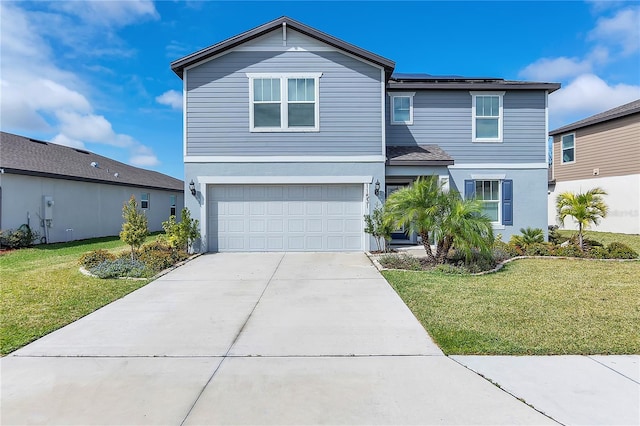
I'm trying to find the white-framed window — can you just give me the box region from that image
[170,195,176,216]
[389,92,415,125]
[561,133,575,164]
[470,91,504,142]
[247,73,321,132]
[141,193,150,209]
[475,180,500,223]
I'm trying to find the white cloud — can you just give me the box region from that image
[589,7,640,55]
[549,73,640,123]
[50,0,159,28]
[51,134,86,149]
[156,90,183,110]
[0,2,160,170]
[519,56,592,81]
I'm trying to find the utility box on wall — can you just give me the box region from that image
[43,196,54,220]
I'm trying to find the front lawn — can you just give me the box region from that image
[384,258,640,355]
[0,235,159,355]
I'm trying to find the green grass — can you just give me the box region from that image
[557,229,640,253]
[0,234,160,355]
[384,258,640,355]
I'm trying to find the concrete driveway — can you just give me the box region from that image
[1,252,552,425]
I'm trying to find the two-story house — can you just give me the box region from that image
[171,17,559,252]
[548,100,640,235]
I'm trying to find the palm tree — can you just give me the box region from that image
[384,176,494,264]
[556,188,608,250]
[432,190,494,263]
[383,176,442,262]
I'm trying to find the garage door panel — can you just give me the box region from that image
[209,184,363,252]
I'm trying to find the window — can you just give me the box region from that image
[561,134,575,163]
[470,91,504,142]
[389,93,415,125]
[465,179,513,226]
[248,73,321,131]
[170,195,176,216]
[141,193,149,209]
[475,180,500,222]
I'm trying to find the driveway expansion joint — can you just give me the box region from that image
[587,355,640,384]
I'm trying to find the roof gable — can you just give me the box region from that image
[171,16,395,79]
[0,132,183,191]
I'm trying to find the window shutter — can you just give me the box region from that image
[464,180,475,199]
[502,180,513,226]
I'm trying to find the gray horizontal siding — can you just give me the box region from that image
[186,50,383,157]
[387,91,547,163]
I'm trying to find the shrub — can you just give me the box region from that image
[607,242,638,260]
[89,258,148,279]
[554,244,584,258]
[364,205,393,252]
[547,225,567,245]
[492,247,514,263]
[162,208,200,254]
[0,224,38,249]
[448,248,496,273]
[524,243,554,256]
[138,241,188,273]
[493,239,520,258]
[587,246,609,259]
[379,253,423,271]
[79,249,116,268]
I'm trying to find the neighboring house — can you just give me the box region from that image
[548,99,640,235]
[0,132,184,243]
[171,16,559,252]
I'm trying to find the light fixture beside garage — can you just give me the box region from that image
[374,180,380,196]
[189,180,196,196]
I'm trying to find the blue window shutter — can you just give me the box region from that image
[464,180,475,199]
[502,179,513,226]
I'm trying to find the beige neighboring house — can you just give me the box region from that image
[0,132,185,243]
[548,99,640,234]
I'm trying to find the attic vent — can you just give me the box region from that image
[74,149,90,154]
[29,138,48,145]
[90,161,99,168]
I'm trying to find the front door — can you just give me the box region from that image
[386,184,410,241]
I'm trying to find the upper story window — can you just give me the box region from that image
[141,193,150,209]
[561,133,575,163]
[389,92,415,125]
[470,91,504,142]
[247,73,321,132]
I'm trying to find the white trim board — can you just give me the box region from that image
[449,163,548,170]
[184,155,385,163]
[197,176,373,184]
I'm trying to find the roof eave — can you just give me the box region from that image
[386,159,455,166]
[387,81,561,93]
[171,16,395,79]
[549,107,640,136]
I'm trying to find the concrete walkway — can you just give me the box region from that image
[1,252,553,425]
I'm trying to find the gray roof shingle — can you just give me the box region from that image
[0,132,183,191]
[549,99,640,135]
[386,145,454,166]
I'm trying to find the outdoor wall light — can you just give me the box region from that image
[189,180,196,196]
[374,180,380,196]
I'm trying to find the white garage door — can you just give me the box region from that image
[208,184,364,252]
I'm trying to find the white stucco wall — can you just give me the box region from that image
[548,174,640,235]
[0,174,184,243]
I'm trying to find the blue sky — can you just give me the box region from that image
[1,1,639,179]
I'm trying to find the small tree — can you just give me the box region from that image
[162,207,200,253]
[364,205,393,252]
[120,195,149,259]
[556,188,608,250]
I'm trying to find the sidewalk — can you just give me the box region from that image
[453,355,640,426]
